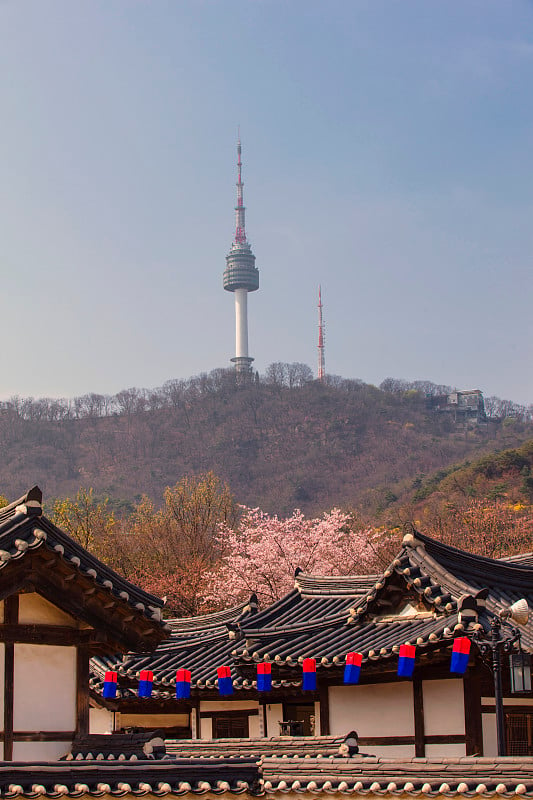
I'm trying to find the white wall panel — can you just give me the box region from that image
[119,713,189,729]
[200,700,258,711]
[426,743,466,757]
[249,713,261,738]
[14,644,76,730]
[423,679,465,735]
[13,741,71,760]
[265,703,283,737]
[201,717,213,739]
[89,707,114,734]
[18,593,78,626]
[329,683,414,737]
[482,713,497,756]
[362,743,414,758]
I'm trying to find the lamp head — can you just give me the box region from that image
[501,598,529,627]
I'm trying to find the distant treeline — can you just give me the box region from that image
[2,364,531,424]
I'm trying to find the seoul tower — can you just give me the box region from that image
[223,138,259,374]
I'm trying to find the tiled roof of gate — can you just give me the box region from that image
[0,758,261,797]
[3,754,533,798]
[91,530,533,695]
[261,754,533,797]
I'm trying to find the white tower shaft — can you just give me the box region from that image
[235,288,249,359]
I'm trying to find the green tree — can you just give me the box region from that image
[51,488,116,555]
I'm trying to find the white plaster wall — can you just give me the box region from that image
[426,743,466,758]
[482,713,497,757]
[14,644,77,730]
[90,707,114,734]
[13,741,71,760]
[362,744,414,758]
[119,713,189,729]
[201,717,213,739]
[329,683,414,737]
[423,679,465,735]
[249,714,261,738]
[18,593,79,626]
[200,700,259,711]
[265,703,283,737]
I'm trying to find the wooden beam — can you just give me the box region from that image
[0,625,94,646]
[359,735,415,746]
[4,594,19,625]
[199,708,259,719]
[413,676,425,757]
[425,734,466,744]
[76,644,90,737]
[464,669,483,755]
[0,731,75,742]
[319,683,330,735]
[0,575,30,603]
[3,595,18,761]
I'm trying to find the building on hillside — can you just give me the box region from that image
[91,529,533,757]
[426,389,486,424]
[0,486,169,760]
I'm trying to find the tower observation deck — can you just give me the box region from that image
[223,139,259,374]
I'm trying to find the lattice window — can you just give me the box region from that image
[212,714,249,739]
[506,712,533,756]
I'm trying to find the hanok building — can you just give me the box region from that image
[0,486,169,760]
[0,486,533,800]
[91,530,533,757]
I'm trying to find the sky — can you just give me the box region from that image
[0,0,532,404]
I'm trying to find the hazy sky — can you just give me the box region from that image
[1,1,532,404]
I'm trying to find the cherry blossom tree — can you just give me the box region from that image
[206,507,381,606]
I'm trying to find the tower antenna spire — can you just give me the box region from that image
[223,137,259,375]
[318,286,325,382]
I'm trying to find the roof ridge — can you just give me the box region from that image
[0,485,42,521]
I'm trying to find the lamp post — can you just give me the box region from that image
[473,599,529,757]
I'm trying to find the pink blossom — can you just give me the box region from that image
[206,507,377,605]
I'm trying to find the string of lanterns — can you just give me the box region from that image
[102,637,472,699]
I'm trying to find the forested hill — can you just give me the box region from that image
[0,367,531,516]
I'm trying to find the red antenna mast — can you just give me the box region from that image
[318,286,325,381]
[234,136,247,245]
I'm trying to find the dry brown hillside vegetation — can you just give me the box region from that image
[0,366,531,517]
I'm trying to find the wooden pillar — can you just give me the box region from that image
[262,702,268,738]
[4,595,19,761]
[413,677,425,757]
[464,670,483,755]
[319,684,330,735]
[76,644,90,737]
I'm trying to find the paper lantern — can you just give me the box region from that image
[257,662,272,692]
[302,658,317,691]
[450,637,471,674]
[176,668,191,699]
[397,644,416,678]
[138,669,153,698]
[344,652,362,684]
[217,665,233,696]
[103,670,118,699]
